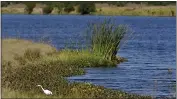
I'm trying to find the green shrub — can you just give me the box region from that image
[64,4,74,13]
[1,1,10,7]
[171,9,175,16]
[54,3,64,14]
[24,48,41,61]
[14,54,26,65]
[78,2,96,15]
[2,60,13,87]
[24,2,36,14]
[14,48,41,65]
[87,19,130,61]
[42,5,53,14]
[116,1,127,7]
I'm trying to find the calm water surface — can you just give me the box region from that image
[2,15,176,98]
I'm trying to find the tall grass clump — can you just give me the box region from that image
[53,2,64,14]
[64,4,75,13]
[14,48,41,65]
[87,19,130,61]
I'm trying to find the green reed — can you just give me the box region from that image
[87,19,129,61]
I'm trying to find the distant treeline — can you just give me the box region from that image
[2,1,176,7]
[1,1,176,15]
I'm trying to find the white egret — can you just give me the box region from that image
[37,85,52,95]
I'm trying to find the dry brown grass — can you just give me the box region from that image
[95,5,176,16]
[95,3,113,8]
[2,39,56,63]
[2,7,25,14]
[7,3,26,8]
[31,8,43,14]
[2,3,45,14]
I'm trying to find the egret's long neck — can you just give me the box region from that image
[40,86,44,91]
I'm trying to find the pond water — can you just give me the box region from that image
[2,15,176,98]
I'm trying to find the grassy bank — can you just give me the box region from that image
[95,6,176,16]
[2,20,152,98]
[1,3,176,16]
[2,38,152,99]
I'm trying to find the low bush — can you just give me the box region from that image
[14,48,41,65]
[2,60,13,87]
[42,5,53,14]
[64,4,74,13]
[54,3,64,14]
[1,1,10,7]
[24,2,36,14]
[78,2,96,15]
[171,9,175,16]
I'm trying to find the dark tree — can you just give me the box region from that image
[116,1,127,7]
[1,1,10,7]
[24,2,36,14]
[64,3,75,13]
[78,2,96,15]
[53,2,64,14]
[42,5,53,14]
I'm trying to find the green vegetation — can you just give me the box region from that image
[64,3,75,13]
[88,19,128,61]
[14,48,41,65]
[2,20,152,98]
[95,6,176,16]
[1,1,176,16]
[106,1,176,7]
[2,39,56,66]
[53,2,64,14]
[78,2,96,15]
[24,2,36,14]
[1,1,10,7]
[2,1,176,7]
[42,5,53,14]
[2,41,151,99]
